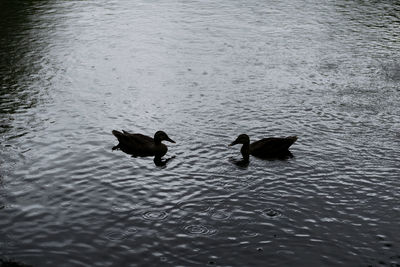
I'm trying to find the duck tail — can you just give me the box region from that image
[287,136,298,145]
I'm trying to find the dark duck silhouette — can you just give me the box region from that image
[229,134,297,162]
[112,130,175,165]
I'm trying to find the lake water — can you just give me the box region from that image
[1,0,399,266]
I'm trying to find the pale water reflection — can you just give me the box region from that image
[1,0,400,266]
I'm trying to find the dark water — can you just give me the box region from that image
[1,0,399,266]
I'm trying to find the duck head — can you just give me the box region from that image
[154,131,175,144]
[229,134,250,162]
[229,134,250,146]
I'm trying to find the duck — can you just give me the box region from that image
[112,130,175,160]
[229,134,297,162]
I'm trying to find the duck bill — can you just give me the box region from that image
[165,136,175,143]
[229,140,238,146]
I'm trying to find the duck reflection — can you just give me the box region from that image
[229,158,250,168]
[112,130,175,166]
[229,134,297,163]
[153,155,176,167]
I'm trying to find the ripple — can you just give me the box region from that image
[220,181,251,192]
[105,231,129,241]
[125,227,138,234]
[240,230,259,237]
[210,210,231,221]
[141,210,169,221]
[111,202,137,212]
[183,225,217,236]
[176,201,213,213]
[0,235,20,248]
[261,208,282,218]
[104,227,138,241]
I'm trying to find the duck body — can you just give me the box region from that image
[112,130,175,158]
[230,134,297,161]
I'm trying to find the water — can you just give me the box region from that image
[1,0,399,266]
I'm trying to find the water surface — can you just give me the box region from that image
[1,0,399,266]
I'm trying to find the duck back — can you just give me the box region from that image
[250,136,297,158]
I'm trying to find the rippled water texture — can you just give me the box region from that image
[1,0,399,266]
